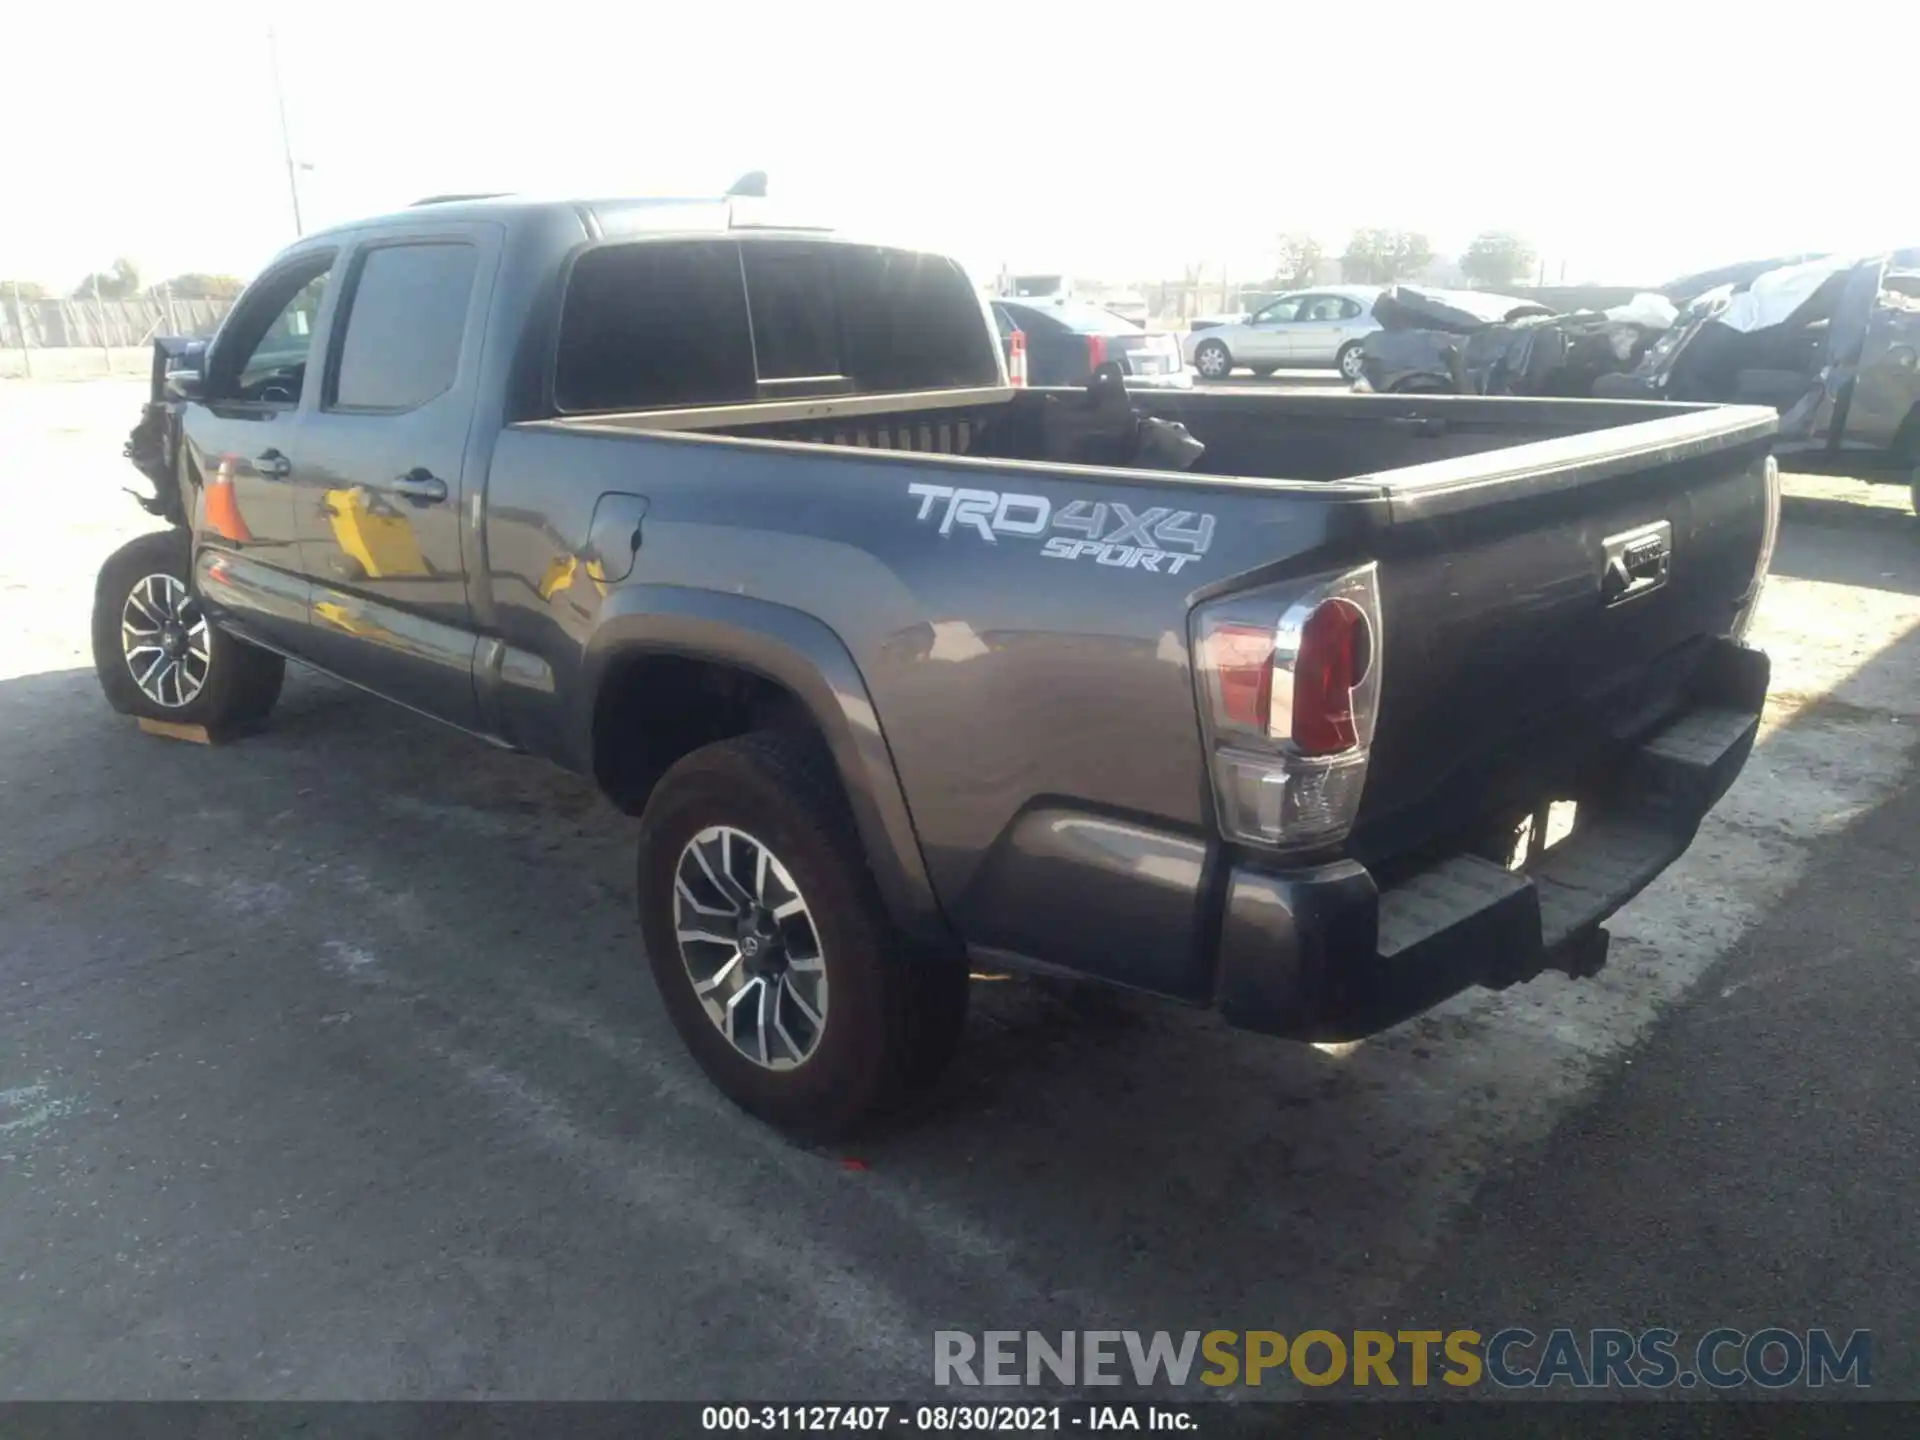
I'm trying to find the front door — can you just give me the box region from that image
[1240,295,1302,364]
[183,251,336,648]
[290,228,496,728]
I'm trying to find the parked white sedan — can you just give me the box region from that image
[1181,285,1383,380]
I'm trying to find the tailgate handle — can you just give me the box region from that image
[1602,521,1672,606]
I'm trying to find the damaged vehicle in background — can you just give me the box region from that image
[1595,250,1920,513]
[1355,286,1677,399]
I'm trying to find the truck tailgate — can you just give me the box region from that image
[1345,403,1779,870]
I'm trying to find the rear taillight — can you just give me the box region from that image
[1008,330,1029,387]
[1086,335,1108,372]
[1290,598,1371,754]
[1191,564,1384,851]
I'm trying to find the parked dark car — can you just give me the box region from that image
[108,193,1776,1137]
[991,297,1188,388]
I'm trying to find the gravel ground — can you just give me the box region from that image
[1,379,1915,1401]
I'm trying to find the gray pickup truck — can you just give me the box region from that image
[105,193,1780,1136]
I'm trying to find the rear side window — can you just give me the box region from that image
[556,242,755,412]
[1016,299,1140,334]
[995,302,1066,336]
[330,243,476,411]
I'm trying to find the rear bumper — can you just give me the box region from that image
[1213,638,1769,1041]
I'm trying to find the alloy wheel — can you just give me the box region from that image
[672,825,828,1070]
[121,573,211,709]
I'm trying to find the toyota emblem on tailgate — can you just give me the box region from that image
[1601,521,1672,606]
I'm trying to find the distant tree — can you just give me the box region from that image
[1339,229,1434,284]
[155,273,246,300]
[1271,232,1324,290]
[71,258,141,300]
[1,279,47,300]
[1460,231,1537,290]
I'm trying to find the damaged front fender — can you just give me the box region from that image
[122,336,208,526]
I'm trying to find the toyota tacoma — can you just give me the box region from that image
[104,192,1780,1136]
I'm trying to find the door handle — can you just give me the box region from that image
[256,449,293,480]
[387,469,448,505]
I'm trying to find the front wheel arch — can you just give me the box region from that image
[1192,338,1233,378]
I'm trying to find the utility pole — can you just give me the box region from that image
[268,23,304,236]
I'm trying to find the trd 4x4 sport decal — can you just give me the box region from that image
[906,483,1215,575]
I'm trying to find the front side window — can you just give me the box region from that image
[1252,297,1302,325]
[329,242,477,411]
[226,262,333,404]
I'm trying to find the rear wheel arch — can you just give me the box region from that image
[583,593,950,944]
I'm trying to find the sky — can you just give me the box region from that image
[5,0,1911,294]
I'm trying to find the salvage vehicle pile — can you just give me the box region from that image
[1354,250,1920,507]
[1355,286,1676,399]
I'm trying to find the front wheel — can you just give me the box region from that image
[1192,339,1232,381]
[1337,342,1366,380]
[636,731,968,1138]
[91,529,284,736]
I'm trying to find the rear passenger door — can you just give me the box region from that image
[1290,293,1364,364]
[290,224,499,728]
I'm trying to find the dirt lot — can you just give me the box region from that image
[2,378,1917,1399]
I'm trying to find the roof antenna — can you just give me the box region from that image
[726,170,768,199]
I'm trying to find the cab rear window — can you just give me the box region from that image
[554,238,1000,412]
[554,242,756,413]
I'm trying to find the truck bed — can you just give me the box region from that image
[544,384,1748,494]
[522,387,1776,912]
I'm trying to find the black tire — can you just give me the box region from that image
[636,730,969,1138]
[1192,339,1232,381]
[1336,343,1365,381]
[92,529,284,736]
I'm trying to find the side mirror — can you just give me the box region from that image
[164,369,205,402]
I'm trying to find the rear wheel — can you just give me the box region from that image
[91,530,284,736]
[1337,342,1365,380]
[636,731,968,1138]
[1192,339,1232,381]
